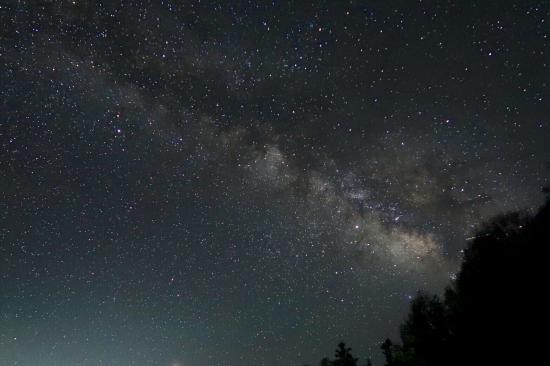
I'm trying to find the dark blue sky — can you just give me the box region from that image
[1,1,549,365]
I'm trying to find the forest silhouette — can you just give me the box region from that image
[309,190,549,366]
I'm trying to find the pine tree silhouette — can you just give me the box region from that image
[313,190,549,366]
[333,342,358,366]
[380,190,549,366]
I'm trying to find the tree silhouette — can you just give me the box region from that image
[318,342,359,366]
[380,191,549,366]
[380,339,393,365]
[333,342,358,366]
[313,191,549,366]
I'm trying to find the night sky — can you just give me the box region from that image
[1,1,549,365]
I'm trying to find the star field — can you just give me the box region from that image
[1,1,549,365]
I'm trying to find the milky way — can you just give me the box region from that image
[1,1,549,365]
